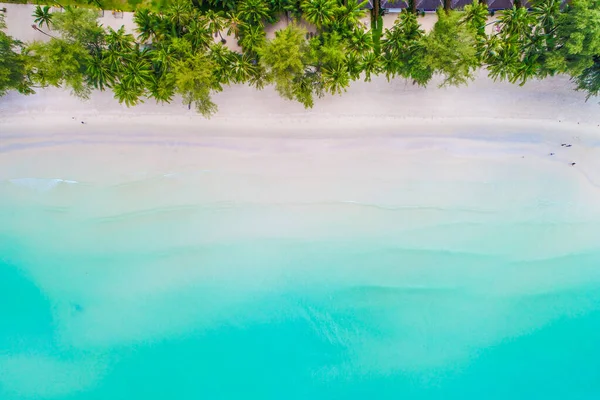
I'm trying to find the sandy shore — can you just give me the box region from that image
[2,1,600,194]
[1,71,600,186]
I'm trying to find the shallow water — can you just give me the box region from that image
[1,133,600,399]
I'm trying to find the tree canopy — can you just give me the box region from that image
[549,0,600,97]
[0,0,598,114]
[425,9,479,86]
[0,14,31,96]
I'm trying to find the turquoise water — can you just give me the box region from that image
[1,139,600,399]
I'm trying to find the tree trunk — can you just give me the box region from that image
[374,0,379,18]
[444,0,451,11]
[32,25,58,39]
[409,0,417,13]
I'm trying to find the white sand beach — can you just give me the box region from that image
[2,69,600,178]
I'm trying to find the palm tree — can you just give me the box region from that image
[165,0,193,37]
[380,51,399,80]
[134,9,159,43]
[205,10,228,42]
[408,0,417,14]
[360,51,381,81]
[237,0,272,26]
[112,81,145,106]
[207,0,237,11]
[461,2,489,37]
[33,5,53,30]
[485,4,539,82]
[120,49,154,88]
[347,28,373,54]
[103,27,136,74]
[247,62,268,89]
[321,62,350,94]
[148,43,176,75]
[230,53,258,83]
[337,0,367,30]
[225,11,244,38]
[110,49,153,106]
[497,6,534,39]
[381,11,424,58]
[301,0,338,29]
[483,34,522,83]
[31,24,57,39]
[461,2,489,59]
[106,26,135,53]
[239,23,266,54]
[86,55,116,90]
[531,0,560,49]
[345,52,362,80]
[86,0,103,8]
[184,18,213,51]
[573,57,600,100]
[279,0,304,21]
[380,11,427,81]
[210,43,235,86]
[147,76,175,103]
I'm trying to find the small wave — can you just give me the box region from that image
[163,170,212,178]
[339,200,492,214]
[87,200,494,224]
[8,178,79,192]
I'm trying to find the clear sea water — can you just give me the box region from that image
[1,136,600,399]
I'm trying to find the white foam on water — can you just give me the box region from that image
[8,178,79,192]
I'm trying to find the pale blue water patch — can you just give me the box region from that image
[1,160,600,399]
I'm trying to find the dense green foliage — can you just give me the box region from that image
[550,0,600,98]
[425,8,478,86]
[0,0,598,114]
[0,14,31,96]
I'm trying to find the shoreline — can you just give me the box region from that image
[2,115,600,188]
[2,69,600,191]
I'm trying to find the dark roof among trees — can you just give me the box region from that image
[358,0,374,9]
[487,0,515,9]
[415,0,444,10]
[450,0,475,9]
[380,0,527,10]
[380,0,409,8]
